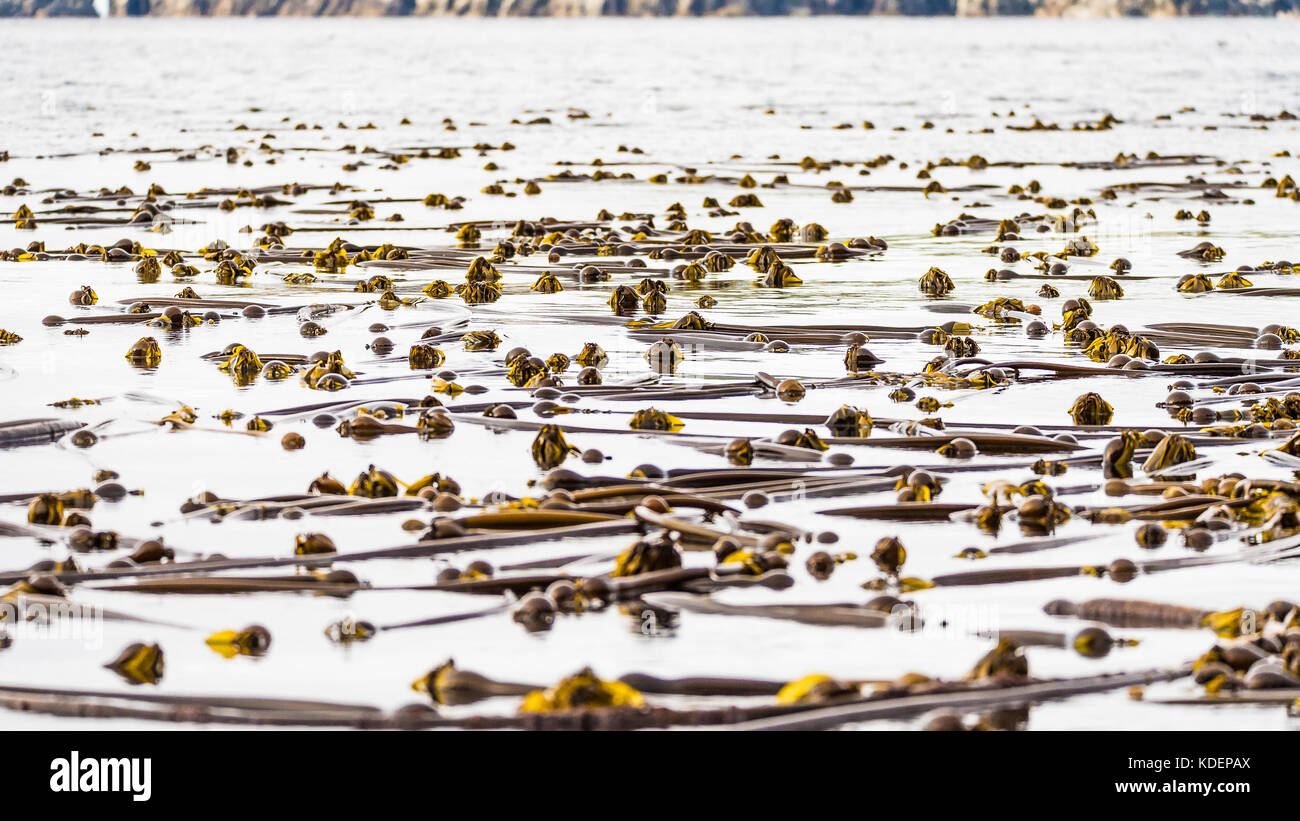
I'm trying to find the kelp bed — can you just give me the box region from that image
[2,26,1300,730]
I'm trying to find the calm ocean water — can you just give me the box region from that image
[1,17,1298,729]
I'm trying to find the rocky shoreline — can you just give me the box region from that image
[1,0,1293,19]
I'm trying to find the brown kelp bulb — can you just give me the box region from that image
[1191,407,1217,425]
[945,437,977,458]
[130,540,170,565]
[323,571,361,589]
[828,452,854,466]
[578,575,610,605]
[864,595,904,615]
[95,482,127,502]
[294,532,337,556]
[906,469,938,492]
[242,305,266,319]
[870,536,906,575]
[431,492,461,512]
[1164,390,1192,407]
[1135,522,1167,549]
[512,592,556,624]
[1073,627,1116,659]
[1018,496,1048,519]
[436,567,461,583]
[281,432,305,451]
[742,491,769,509]
[641,495,670,514]
[921,712,966,732]
[580,448,604,464]
[712,537,741,562]
[43,315,66,326]
[546,489,576,506]
[370,336,394,355]
[546,580,578,610]
[631,464,665,479]
[1043,599,1077,617]
[806,551,835,580]
[1255,333,1283,350]
[1266,599,1298,622]
[314,373,349,391]
[368,323,389,333]
[816,531,839,545]
[1108,558,1138,583]
[1183,528,1214,552]
[776,379,805,401]
[1215,476,1242,496]
[428,517,467,540]
[1103,479,1130,497]
[70,430,98,448]
[1192,661,1234,685]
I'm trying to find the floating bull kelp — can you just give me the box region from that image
[461,330,501,351]
[919,267,955,296]
[124,337,162,367]
[844,343,882,373]
[218,344,263,381]
[104,643,164,685]
[532,425,579,469]
[301,351,355,390]
[1068,392,1113,425]
[205,625,272,659]
[7,73,1300,737]
[612,535,682,577]
[519,668,644,713]
[629,408,684,431]
[1141,433,1198,474]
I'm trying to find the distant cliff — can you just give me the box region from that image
[2,0,1291,17]
[95,0,957,13]
[1,0,97,15]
